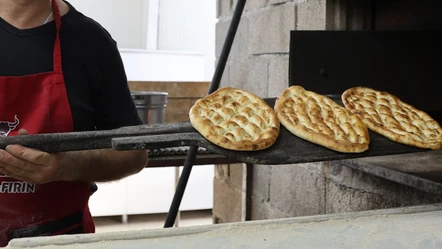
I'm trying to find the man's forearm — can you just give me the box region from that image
[61,149,148,183]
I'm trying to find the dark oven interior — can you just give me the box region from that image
[289,0,442,123]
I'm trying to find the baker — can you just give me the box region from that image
[0,0,148,246]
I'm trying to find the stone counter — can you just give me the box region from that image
[6,204,442,249]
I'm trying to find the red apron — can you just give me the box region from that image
[0,0,94,246]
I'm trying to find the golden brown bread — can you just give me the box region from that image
[342,86,442,150]
[189,87,280,151]
[274,85,370,153]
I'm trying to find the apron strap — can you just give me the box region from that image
[9,211,83,240]
[52,0,63,73]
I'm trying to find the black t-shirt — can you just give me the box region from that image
[0,1,142,132]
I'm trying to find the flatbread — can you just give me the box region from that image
[342,86,442,150]
[274,85,370,153]
[189,87,280,151]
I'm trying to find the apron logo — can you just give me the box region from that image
[0,115,20,177]
[0,181,35,193]
[0,115,19,137]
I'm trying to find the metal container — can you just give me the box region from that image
[131,91,168,125]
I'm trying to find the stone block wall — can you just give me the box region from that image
[214,0,330,223]
[216,0,327,99]
[213,163,245,223]
[213,0,330,224]
[213,0,442,223]
[250,162,441,220]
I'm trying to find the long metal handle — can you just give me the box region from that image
[0,121,194,152]
[164,0,248,228]
[111,133,203,151]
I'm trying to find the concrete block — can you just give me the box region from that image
[251,195,292,220]
[217,0,232,18]
[232,0,238,10]
[215,20,228,58]
[325,164,442,214]
[248,3,296,54]
[214,58,230,88]
[245,0,268,11]
[325,0,347,30]
[229,163,245,191]
[215,164,229,180]
[296,0,327,30]
[213,178,243,223]
[215,17,249,58]
[252,164,271,202]
[268,0,292,5]
[327,163,381,194]
[227,57,247,90]
[229,56,269,98]
[220,61,230,88]
[213,215,231,224]
[268,163,326,217]
[325,180,399,214]
[268,54,289,97]
[357,150,442,182]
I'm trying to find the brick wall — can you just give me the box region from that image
[213,0,442,223]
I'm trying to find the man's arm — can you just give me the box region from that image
[0,141,148,184]
[58,148,148,183]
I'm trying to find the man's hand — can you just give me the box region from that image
[0,144,69,184]
[0,129,72,184]
[0,129,148,184]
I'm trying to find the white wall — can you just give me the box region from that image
[157,0,216,81]
[158,0,208,52]
[66,0,216,82]
[68,0,148,49]
[201,0,217,81]
[119,49,206,82]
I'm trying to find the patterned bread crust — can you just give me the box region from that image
[342,87,442,150]
[189,87,280,151]
[274,86,370,153]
